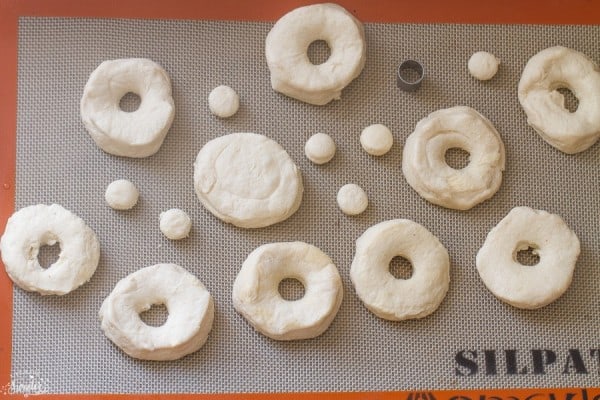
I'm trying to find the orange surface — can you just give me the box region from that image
[1,0,599,398]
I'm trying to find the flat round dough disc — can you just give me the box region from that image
[193,133,303,228]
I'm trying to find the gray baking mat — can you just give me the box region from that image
[13,17,600,394]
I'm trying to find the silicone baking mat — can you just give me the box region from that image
[3,4,600,397]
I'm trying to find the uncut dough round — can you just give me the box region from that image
[232,242,343,340]
[105,179,139,210]
[0,204,100,295]
[208,85,240,118]
[99,263,214,360]
[350,219,450,320]
[468,51,499,81]
[476,206,580,309]
[518,46,600,153]
[193,132,303,228]
[305,133,336,164]
[360,124,394,156]
[265,3,366,105]
[337,183,368,215]
[81,58,175,158]
[402,106,505,210]
[159,208,192,240]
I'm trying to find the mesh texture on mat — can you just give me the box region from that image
[12,17,600,393]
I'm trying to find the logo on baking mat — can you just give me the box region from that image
[407,392,437,400]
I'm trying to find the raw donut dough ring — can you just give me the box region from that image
[81,58,175,158]
[194,133,303,228]
[265,3,366,105]
[0,204,100,295]
[232,242,343,340]
[476,206,580,309]
[350,219,450,321]
[518,46,600,154]
[402,106,505,210]
[99,263,214,360]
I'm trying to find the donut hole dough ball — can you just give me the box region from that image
[468,51,500,81]
[360,124,393,156]
[81,58,175,158]
[265,3,366,105]
[208,85,240,118]
[105,179,139,210]
[99,263,214,360]
[350,219,450,321]
[402,106,505,210]
[518,46,600,154]
[232,242,343,340]
[476,207,580,309]
[0,204,100,295]
[159,208,192,240]
[194,132,303,228]
[305,133,336,164]
[337,184,368,215]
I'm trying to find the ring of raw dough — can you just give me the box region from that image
[350,219,450,321]
[0,204,100,295]
[518,46,600,154]
[402,106,505,210]
[232,242,343,340]
[265,3,366,105]
[81,58,175,158]
[193,133,303,228]
[99,263,214,361]
[476,206,580,309]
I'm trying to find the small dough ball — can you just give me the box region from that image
[305,133,336,164]
[159,208,192,240]
[105,179,139,210]
[337,184,368,215]
[468,51,499,81]
[360,124,393,156]
[208,85,239,118]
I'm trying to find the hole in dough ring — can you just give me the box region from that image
[194,132,303,228]
[81,58,175,158]
[402,106,505,210]
[99,263,214,361]
[518,46,600,154]
[476,206,580,309]
[265,3,366,105]
[0,204,100,295]
[350,219,450,321]
[232,242,343,340]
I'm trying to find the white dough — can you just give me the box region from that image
[518,46,600,153]
[402,106,505,210]
[265,3,366,105]
[99,263,214,361]
[360,124,393,156]
[159,209,192,240]
[468,51,499,81]
[0,204,100,295]
[232,242,343,340]
[305,133,336,164]
[81,58,175,158]
[337,184,368,215]
[350,219,450,320]
[476,206,580,309]
[105,179,139,210]
[194,133,303,228]
[208,85,240,118]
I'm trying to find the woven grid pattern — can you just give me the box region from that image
[12,17,600,393]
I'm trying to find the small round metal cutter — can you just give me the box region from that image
[397,59,425,91]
